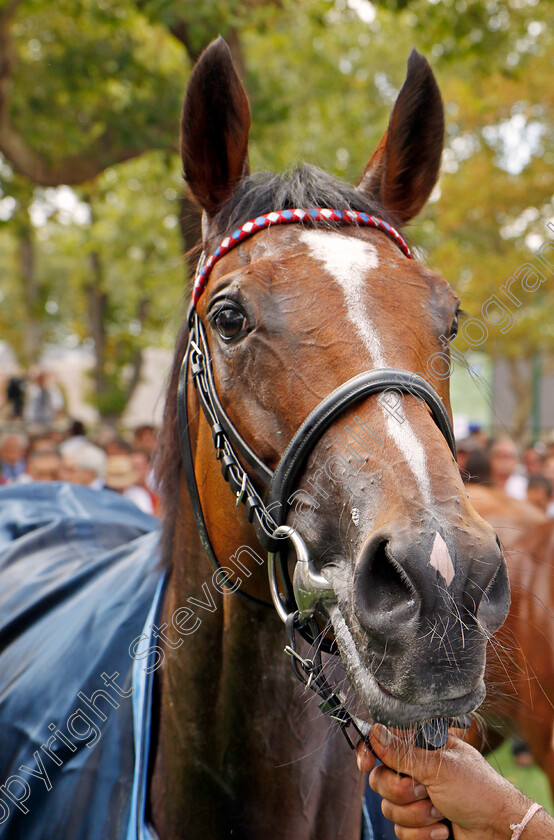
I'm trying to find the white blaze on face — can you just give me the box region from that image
[429,531,455,585]
[300,229,384,363]
[299,228,433,506]
[384,402,433,507]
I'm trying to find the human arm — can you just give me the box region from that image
[356,724,554,840]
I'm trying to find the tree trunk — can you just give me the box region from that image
[18,220,41,365]
[507,357,531,443]
[123,297,150,405]
[87,251,108,399]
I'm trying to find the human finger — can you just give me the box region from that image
[393,824,451,840]
[380,793,445,829]
[370,763,428,805]
[368,724,439,782]
[356,739,378,774]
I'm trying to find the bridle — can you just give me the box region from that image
[177,209,462,752]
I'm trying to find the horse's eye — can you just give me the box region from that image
[449,313,459,339]
[212,306,249,342]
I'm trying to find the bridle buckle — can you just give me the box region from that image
[235,473,247,507]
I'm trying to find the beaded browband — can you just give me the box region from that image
[192,208,412,306]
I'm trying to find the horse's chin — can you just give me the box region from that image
[351,675,486,727]
[328,604,486,727]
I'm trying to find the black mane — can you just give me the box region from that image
[210,164,398,240]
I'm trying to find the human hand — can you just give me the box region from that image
[356,724,542,840]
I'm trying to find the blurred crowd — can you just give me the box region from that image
[0,421,160,516]
[3,392,554,523]
[457,424,554,517]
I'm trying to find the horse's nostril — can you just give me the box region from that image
[365,541,415,613]
[476,555,510,635]
[353,538,420,649]
[463,533,509,626]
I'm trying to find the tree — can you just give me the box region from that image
[0,0,278,185]
[0,0,552,429]
[21,153,185,417]
[0,0,286,416]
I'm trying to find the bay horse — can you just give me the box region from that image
[468,485,554,798]
[149,38,510,840]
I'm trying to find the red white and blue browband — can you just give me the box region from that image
[192,208,412,306]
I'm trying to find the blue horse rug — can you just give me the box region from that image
[0,483,164,839]
[0,483,389,840]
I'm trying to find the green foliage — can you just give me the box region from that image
[0,0,552,423]
[8,0,186,165]
[0,151,186,413]
[0,226,26,352]
[31,153,184,413]
[138,0,282,57]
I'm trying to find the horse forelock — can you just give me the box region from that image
[208,164,405,244]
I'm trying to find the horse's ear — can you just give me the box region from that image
[181,37,251,217]
[357,49,444,224]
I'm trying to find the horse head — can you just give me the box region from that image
[175,37,510,732]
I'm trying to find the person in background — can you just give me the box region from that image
[489,437,527,500]
[464,448,491,485]
[526,474,553,516]
[523,443,546,478]
[130,449,159,515]
[24,370,64,425]
[132,424,158,456]
[467,421,488,450]
[542,456,554,516]
[24,449,62,482]
[28,432,59,454]
[545,432,554,462]
[6,375,25,419]
[59,419,88,456]
[105,454,154,514]
[94,424,118,452]
[105,437,132,457]
[60,442,106,488]
[544,456,554,482]
[455,437,480,475]
[0,433,27,483]
[47,424,67,447]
